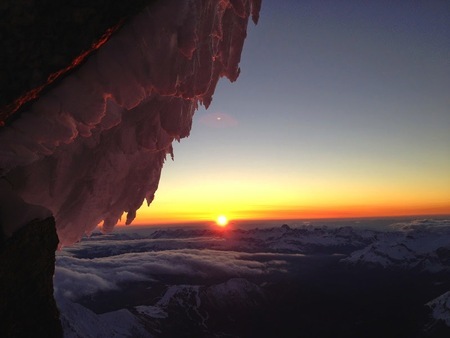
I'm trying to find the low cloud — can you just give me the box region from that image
[55,248,290,301]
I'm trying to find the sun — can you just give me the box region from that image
[216,215,228,227]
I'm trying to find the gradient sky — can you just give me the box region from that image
[133,0,450,225]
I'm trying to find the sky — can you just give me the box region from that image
[133,0,450,225]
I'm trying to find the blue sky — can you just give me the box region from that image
[138,0,450,223]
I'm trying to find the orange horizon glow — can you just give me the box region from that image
[126,152,449,224]
[119,202,450,227]
[116,140,450,227]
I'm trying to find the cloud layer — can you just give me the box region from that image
[55,248,289,301]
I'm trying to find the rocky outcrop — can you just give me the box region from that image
[0,2,156,333]
[0,217,62,338]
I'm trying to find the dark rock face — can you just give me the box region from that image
[0,1,165,336]
[0,217,62,338]
[0,1,161,335]
[0,0,157,123]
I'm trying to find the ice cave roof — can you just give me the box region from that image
[0,0,157,125]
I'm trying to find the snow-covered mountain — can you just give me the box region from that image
[427,291,450,327]
[342,219,450,272]
[55,218,450,336]
[65,224,377,259]
[66,219,449,274]
[57,278,265,338]
[57,297,152,338]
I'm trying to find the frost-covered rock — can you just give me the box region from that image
[0,0,261,246]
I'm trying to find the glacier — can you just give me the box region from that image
[0,0,261,246]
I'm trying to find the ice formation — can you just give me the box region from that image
[0,0,261,246]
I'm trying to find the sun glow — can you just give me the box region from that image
[216,215,228,227]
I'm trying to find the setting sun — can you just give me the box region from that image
[216,215,228,227]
